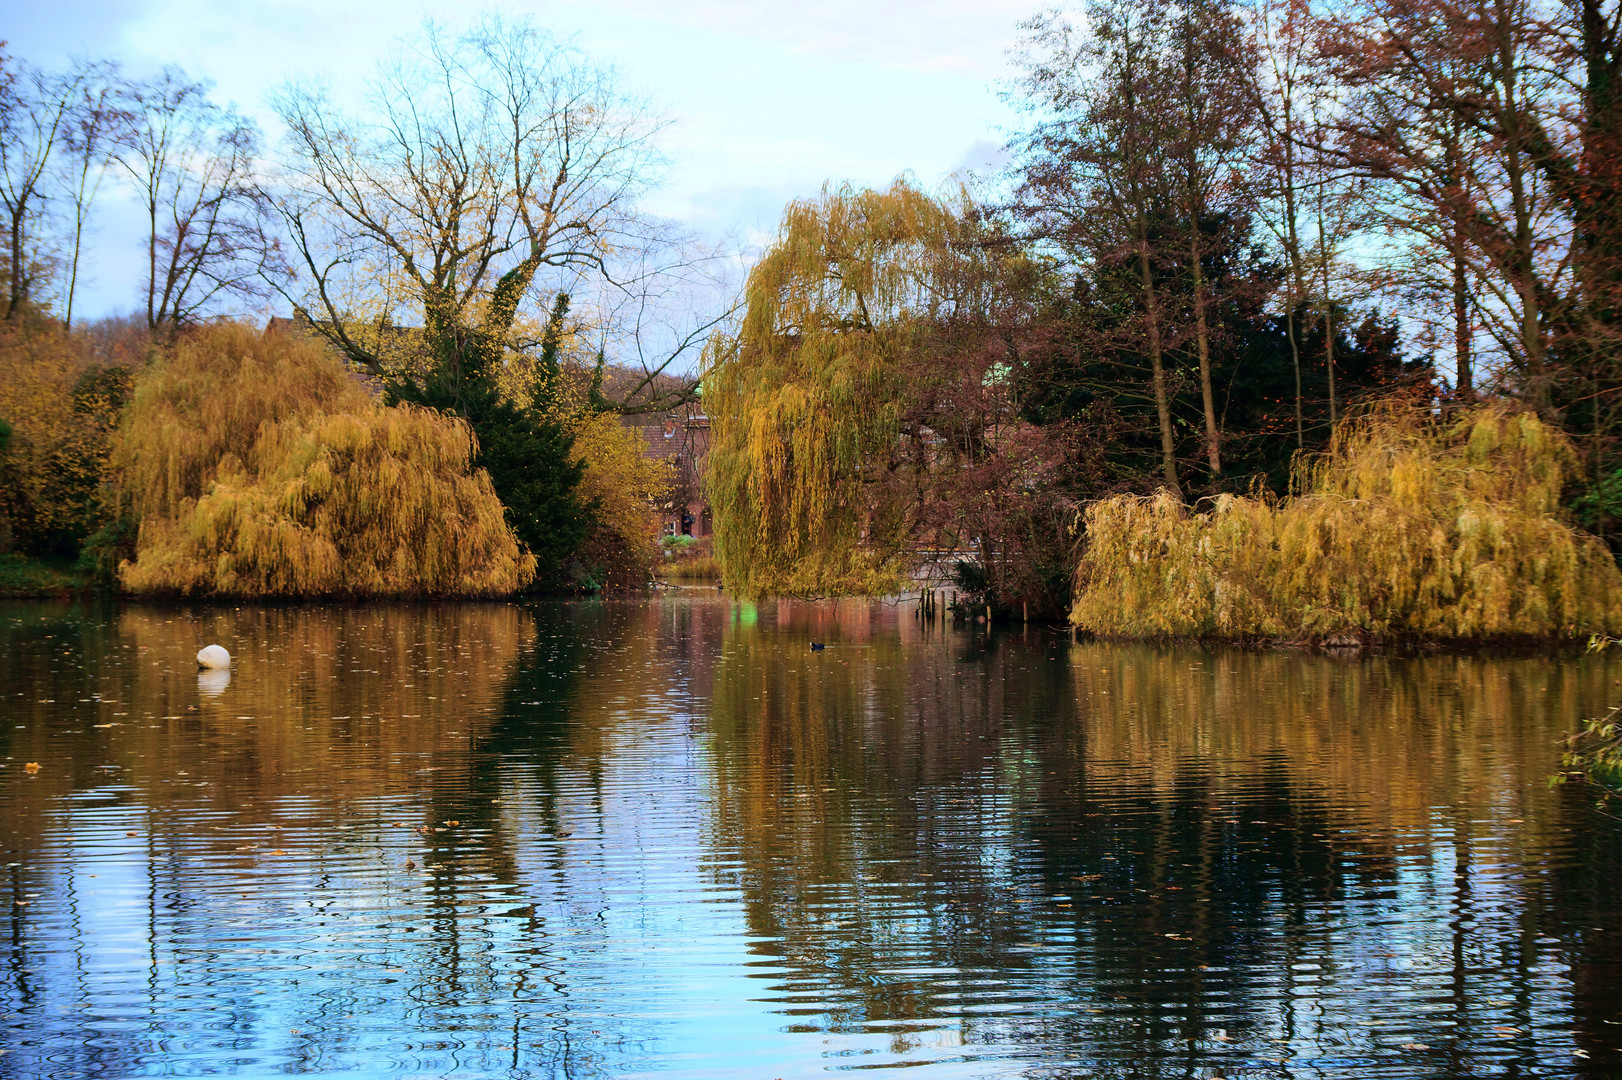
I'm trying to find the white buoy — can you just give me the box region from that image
[196,644,231,669]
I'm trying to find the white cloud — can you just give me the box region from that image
[9,0,1035,319]
[566,0,1033,76]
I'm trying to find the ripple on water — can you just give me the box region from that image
[0,598,1619,1077]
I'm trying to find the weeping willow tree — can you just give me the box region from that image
[705,180,1000,596]
[116,323,534,597]
[1072,404,1622,640]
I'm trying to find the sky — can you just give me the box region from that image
[6,0,1035,322]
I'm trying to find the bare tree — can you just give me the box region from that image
[0,45,83,320]
[58,59,122,330]
[1015,0,1187,498]
[1319,0,1572,386]
[114,69,282,336]
[1169,0,1258,473]
[271,15,720,410]
[1246,0,1320,447]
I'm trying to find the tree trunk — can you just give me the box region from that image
[1190,231,1222,474]
[1286,306,1304,448]
[1139,240,1183,499]
[1453,242,1473,396]
[5,216,22,320]
[1324,301,1337,430]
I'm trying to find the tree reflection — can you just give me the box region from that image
[1,598,1619,1077]
[703,614,1622,1074]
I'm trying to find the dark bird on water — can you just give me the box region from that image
[810,642,826,651]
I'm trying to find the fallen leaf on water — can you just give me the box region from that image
[23,763,40,773]
[268,849,286,856]
[1402,1043,1430,1051]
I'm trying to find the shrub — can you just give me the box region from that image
[567,412,672,591]
[1072,404,1622,640]
[0,321,130,556]
[116,323,534,597]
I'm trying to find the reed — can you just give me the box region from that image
[663,554,723,581]
[1072,404,1622,640]
[117,324,534,597]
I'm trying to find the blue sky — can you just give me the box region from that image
[8,0,1031,321]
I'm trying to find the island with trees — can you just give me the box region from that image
[2,1,1619,655]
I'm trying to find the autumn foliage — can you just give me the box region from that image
[0,317,133,556]
[115,324,534,597]
[569,412,672,589]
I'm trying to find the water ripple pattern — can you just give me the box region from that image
[0,596,1618,1077]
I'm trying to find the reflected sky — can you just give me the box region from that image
[0,595,1619,1077]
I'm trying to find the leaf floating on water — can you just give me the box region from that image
[1402,1043,1430,1050]
[22,763,39,773]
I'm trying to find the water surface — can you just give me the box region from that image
[1,594,1619,1077]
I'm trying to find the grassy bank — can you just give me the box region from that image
[0,554,90,598]
[662,555,722,582]
[655,535,722,583]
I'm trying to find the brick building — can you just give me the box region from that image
[626,402,711,537]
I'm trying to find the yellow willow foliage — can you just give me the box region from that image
[1072,404,1622,640]
[117,323,533,597]
[571,411,672,585]
[0,321,126,551]
[705,179,992,597]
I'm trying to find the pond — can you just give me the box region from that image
[0,593,1619,1078]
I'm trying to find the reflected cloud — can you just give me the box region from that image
[1,597,1619,1076]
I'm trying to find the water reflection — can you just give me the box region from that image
[0,596,1618,1078]
[196,667,231,696]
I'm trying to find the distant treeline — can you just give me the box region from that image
[4,0,1621,630]
[0,316,674,596]
[0,18,711,595]
[705,0,1622,636]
